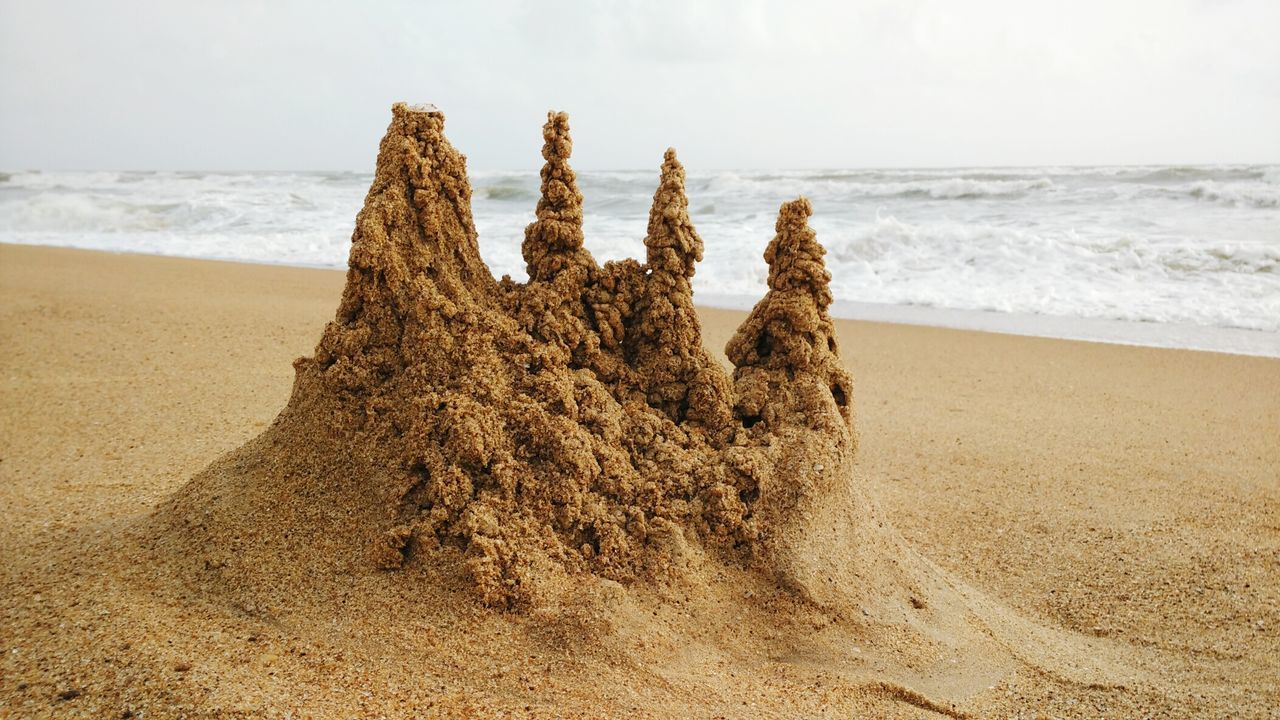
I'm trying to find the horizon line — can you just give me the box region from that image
[4,160,1279,175]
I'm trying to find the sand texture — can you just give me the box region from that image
[2,109,1278,718]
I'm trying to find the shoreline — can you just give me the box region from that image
[6,240,1277,358]
[700,293,1280,359]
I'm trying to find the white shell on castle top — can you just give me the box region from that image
[404,103,440,113]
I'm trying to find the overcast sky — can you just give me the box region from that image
[1,0,1277,171]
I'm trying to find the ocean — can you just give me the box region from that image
[2,165,1277,356]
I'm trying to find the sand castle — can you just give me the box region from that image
[160,103,871,611]
[122,104,1164,715]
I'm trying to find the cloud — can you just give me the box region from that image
[0,0,1276,169]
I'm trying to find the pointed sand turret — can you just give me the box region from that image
[312,102,498,386]
[508,111,604,364]
[629,149,733,437]
[644,149,703,282]
[726,198,852,431]
[521,111,594,284]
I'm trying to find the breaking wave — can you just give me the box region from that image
[2,164,1277,335]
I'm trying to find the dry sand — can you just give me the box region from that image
[2,242,1276,717]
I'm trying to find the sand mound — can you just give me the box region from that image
[145,104,1148,714]
[164,104,864,610]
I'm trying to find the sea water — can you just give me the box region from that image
[2,165,1277,356]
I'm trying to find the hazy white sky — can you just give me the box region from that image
[1,0,1277,171]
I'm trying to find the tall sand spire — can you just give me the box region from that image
[765,197,833,307]
[521,111,592,284]
[723,197,858,603]
[629,148,733,436]
[313,102,498,389]
[509,111,601,365]
[726,197,851,429]
[644,148,702,279]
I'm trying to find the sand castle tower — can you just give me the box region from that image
[628,149,736,439]
[510,112,600,368]
[521,111,593,284]
[722,197,862,601]
[727,197,852,433]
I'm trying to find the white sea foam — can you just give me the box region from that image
[2,165,1277,352]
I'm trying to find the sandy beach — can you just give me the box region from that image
[1,242,1276,717]
[6,0,1278,712]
